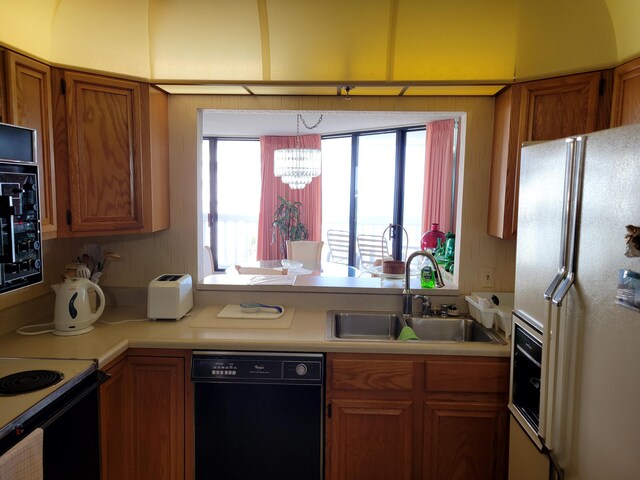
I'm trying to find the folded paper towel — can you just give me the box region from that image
[0,428,44,480]
[398,326,419,341]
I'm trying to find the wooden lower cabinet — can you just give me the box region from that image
[100,355,129,480]
[329,399,414,480]
[423,401,508,480]
[100,349,187,480]
[326,353,509,480]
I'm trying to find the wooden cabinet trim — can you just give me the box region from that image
[611,56,640,127]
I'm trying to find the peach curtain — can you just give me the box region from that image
[421,119,456,236]
[257,135,322,260]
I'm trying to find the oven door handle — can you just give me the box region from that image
[0,195,16,263]
[39,370,109,429]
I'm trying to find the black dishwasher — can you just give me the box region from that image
[191,351,324,480]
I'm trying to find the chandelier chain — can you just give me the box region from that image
[297,114,323,133]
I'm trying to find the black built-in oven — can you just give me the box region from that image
[511,320,543,430]
[509,311,544,449]
[0,123,42,294]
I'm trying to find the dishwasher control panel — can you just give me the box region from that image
[191,352,324,385]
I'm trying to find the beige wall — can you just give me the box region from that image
[0,94,516,315]
[64,94,515,295]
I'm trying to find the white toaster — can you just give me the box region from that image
[147,274,193,320]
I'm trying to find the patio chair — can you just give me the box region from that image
[356,234,392,271]
[326,230,350,265]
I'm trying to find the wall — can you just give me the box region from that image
[83,94,516,295]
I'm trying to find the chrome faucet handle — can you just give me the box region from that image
[413,295,432,317]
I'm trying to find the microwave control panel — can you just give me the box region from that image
[0,166,42,293]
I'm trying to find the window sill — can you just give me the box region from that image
[197,273,459,296]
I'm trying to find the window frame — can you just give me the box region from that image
[205,125,428,271]
[323,125,426,263]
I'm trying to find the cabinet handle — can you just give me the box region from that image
[327,403,332,419]
[66,210,72,225]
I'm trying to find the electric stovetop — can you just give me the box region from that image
[0,357,96,439]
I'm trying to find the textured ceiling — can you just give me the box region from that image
[0,0,639,96]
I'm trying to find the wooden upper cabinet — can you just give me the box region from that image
[3,51,57,238]
[487,71,602,239]
[52,69,169,236]
[66,73,144,232]
[610,56,640,127]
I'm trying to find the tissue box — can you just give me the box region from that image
[465,291,513,336]
[147,274,193,320]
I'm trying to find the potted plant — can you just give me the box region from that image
[272,195,308,258]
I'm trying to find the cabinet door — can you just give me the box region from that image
[519,72,601,142]
[488,72,601,239]
[4,51,57,238]
[610,57,640,127]
[64,71,144,232]
[101,354,185,480]
[329,399,413,480]
[100,358,132,480]
[423,401,508,480]
[126,355,185,480]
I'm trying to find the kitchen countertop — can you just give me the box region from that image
[0,305,510,368]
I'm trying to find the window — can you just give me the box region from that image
[204,120,458,273]
[203,138,261,269]
[321,128,426,267]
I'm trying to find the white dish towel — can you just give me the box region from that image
[0,428,44,480]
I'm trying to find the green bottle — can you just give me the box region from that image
[421,266,435,288]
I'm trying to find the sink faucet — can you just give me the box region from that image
[414,295,433,317]
[402,250,445,318]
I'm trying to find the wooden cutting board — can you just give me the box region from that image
[190,305,294,329]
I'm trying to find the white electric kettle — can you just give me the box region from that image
[52,278,105,336]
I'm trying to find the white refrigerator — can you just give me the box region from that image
[508,123,640,480]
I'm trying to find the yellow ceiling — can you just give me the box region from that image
[0,0,639,95]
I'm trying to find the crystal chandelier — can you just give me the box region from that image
[274,114,323,190]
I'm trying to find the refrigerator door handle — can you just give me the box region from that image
[553,136,586,307]
[544,139,576,301]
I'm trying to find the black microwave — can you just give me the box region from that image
[0,123,42,294]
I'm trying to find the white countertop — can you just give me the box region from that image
[0,305,510,368]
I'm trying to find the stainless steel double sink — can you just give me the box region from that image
[326,311,506,344]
